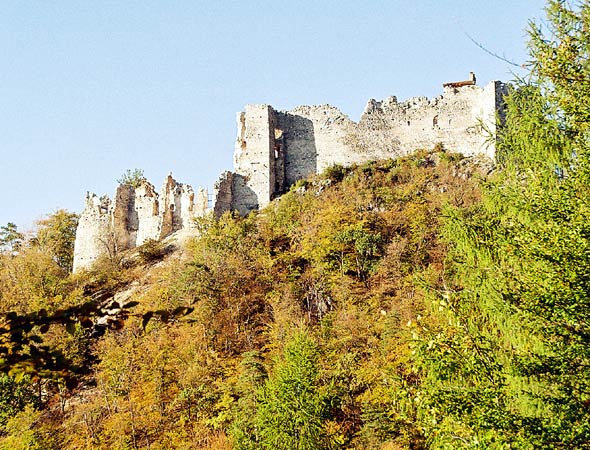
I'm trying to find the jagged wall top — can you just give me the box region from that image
[74,75,507,269]
[215,79,507,215]
[73,175,208,272]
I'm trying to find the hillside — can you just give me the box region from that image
[0,149,486,449]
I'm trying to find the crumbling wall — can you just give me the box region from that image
[159,175,177,238]
[213,171,234,217]
[75,78,508,266]
[72,194,113,272]
[159,174,203,236]
[275,110,319,187]
[232,105,277,211]
[356,81,508,160]
[112,185,137,253]
[230,104,361,213]
[194,187,208,219]
[279,105,362,178]
[134,182,161,245]
[214,80,507,217]
[73,176,209,272]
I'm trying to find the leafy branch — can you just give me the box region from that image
[0,299,193,386]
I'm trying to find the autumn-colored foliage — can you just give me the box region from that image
[3,2,590,447]
[0,146,485,449]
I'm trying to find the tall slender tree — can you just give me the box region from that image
[34,210,79,272]
[255,332,330,450]
[0,223,24,253]
[416,1,590,448]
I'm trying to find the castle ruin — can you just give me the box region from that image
[73,175,208,272]
[214,80,507,215]
[73,77,507,271]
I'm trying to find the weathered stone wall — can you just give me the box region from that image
[213,171,234,217]
[215,79,507,216]
[277,105,368,182]
[72,193,113,272]
[356,81,507,160]
[232,105,277,211]
[73,176,208,272]
[194,187,208,219]
[134,182,161,245]
[112,185,137,253]
[75,78,508,268]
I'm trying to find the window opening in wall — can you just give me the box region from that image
[433,115,438,128]
[407,121,411,126]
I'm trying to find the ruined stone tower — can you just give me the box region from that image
[74,76,508,270]
[73,175,208,272]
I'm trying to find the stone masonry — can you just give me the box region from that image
[73,175,208,272]
[214,79,507,215]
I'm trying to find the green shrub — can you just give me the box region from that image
[322,164,347,183]
[137,238,168,264]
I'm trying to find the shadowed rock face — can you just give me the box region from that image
[72,176,208,272]
[213,80,508,217]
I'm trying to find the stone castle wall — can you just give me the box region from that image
[72,175,208,272]
[218,80,507,214]
[73,194,113,272]
[358,81,506,159]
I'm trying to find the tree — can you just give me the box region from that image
[0,223,24,253]
[117,168,145,188]
[254,332,330,450]
[229,351,267,450]
[0,374,40,429]
[334,224,383,281]
[0,406,46,450]
[415,1,590,447]
[33,210,79,272]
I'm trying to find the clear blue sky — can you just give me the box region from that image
[1,0,546,231]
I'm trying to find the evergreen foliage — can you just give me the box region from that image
[117,168,146,187]
[0,148,477,448]
[414,1,590,447]
[254,331,328,450]
[0,222,23,253]
[0,375,39,428]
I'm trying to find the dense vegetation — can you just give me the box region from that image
[0,0,589,448]
[0,149,483,449]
